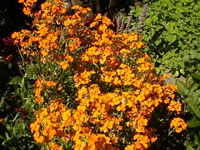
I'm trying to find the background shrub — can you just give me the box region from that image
[130,0,200,76]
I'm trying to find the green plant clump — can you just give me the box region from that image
[130,0,200,76]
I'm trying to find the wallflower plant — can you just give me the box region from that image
[11,0,187,149]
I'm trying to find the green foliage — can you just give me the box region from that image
[0,73,39,149]
[0,116,38,150]
[184,130,200,150]
[176,72,200,119]
[129,0,200,76]
[176,72,200,149]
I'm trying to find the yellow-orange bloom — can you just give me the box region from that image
[170,117,187,133]
[59,61,70,70]
[46,81,57,87]
[23,7,31,15]
[41,50,48,56]
[168,101,182,114]
[48,142,63,150]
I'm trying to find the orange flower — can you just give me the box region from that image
[18,0,24,3]
[59,61,69,70]
[23,7,31,15]
[65,54,74,62]
[99,24,107,32]
[64,19,74,26]
[168,101,182,114]
[133,134,150,149]
[102,16,114,26]
[35,79,44,87]
[90,21,98,28]
[167,84,178,92]
[71,5,83,11]
[48,142,63,150]
[67,38,81,52]
[77,86,88,100]
[62,110,71,121]
[37,24,49,36]
[125,144,135,150]
[47,33,58,42]
[51,5,60,13]
[41,49,48,56]
[46,81,57,87]
[35,97,44,104]
[170,117,187,133]
[36,135,45,143]
[94,13,102,21]
[73,70,95,87]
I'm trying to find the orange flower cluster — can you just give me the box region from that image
[59,54,74,70]
[12,0,187,149]
[18,0,37,15]
[73,71,95,87]
[170,118,187,133]
[168,100,182,114]
[34,79,57,104]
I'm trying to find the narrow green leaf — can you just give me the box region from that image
[194,135,200,145]
[186,144,195,150]
[0,135,6,140]
[186,76,195,89]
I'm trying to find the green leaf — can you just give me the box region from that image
[194,90,200,100]
[8,76,22,85]
[185,97,200,119]
[190,52,200,60]
[145,18,152,25]
[26,64,37,80]
[186,144,195,150]
[189,83,200,95]
[187,117,200,128]
[176,79,189,96]
[5,132,10,140]
[0,135,6,140]
[166,22,174,32]
[194,135,200,145]
[174,70,179,77]
[152,15,158,22]
[186,76,195,89]
[180,69,185,75]
[192,73,200,83]
[166,34,177,44]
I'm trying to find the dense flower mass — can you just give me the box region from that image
[12,0,187,149]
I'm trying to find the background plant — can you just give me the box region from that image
[176,72,200,150]
[129,0,200,76]
[0,75,39,149]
